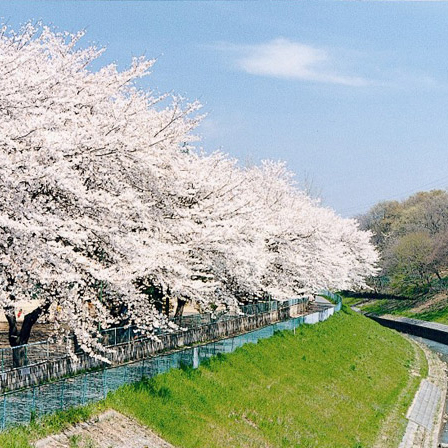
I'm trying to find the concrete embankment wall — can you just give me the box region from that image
[367,315,448,344]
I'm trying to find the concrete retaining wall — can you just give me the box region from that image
[367,314,448,344]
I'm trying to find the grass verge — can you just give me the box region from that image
[344,294,448,324]
[0,307,426,448]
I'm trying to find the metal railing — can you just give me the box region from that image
[319,290,343,312]
[0,297,337,431]
[0,297,309,373]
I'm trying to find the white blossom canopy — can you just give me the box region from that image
[0,23,379,358]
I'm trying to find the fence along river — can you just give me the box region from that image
[0,294,341,430]
[0,299,305,374]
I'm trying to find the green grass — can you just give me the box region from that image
[0,404,105,448]
[404,307,448,324]
[340,296,362,307]
[359,299,413,316]
[343,294,448,324]
[0,307,426,448]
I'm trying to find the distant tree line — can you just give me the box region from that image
[358,190,448,297]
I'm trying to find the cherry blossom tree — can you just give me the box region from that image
[0,23,379,364]
[0,23,201,362]
[242,161,379,299]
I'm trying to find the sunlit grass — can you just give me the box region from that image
[404,308,448,324]
[0,307,425,448]
[344,294,448,325]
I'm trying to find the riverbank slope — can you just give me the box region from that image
[0,308,427,448]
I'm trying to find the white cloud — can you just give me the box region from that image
[235,38,370,87]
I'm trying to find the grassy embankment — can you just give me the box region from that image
[344,293,448,324]
[0,307,427,448]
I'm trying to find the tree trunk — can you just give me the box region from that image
[154,301,163,314]
[164,295,170,317]
[174,298,187,322]
[12,346,27,368]
[5,301,51,368]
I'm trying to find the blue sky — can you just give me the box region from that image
[3,1,448,216]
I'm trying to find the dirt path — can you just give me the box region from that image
[34,410,174,448]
